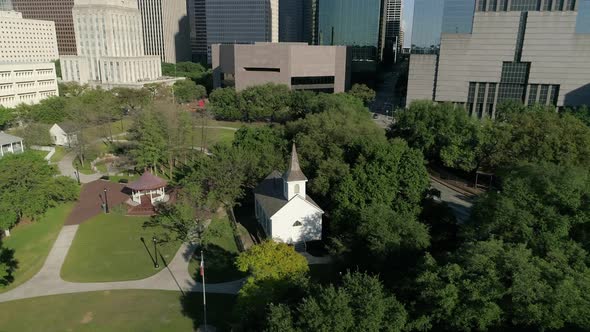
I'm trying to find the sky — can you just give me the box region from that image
[402,0,414,48]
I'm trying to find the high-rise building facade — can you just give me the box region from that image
[317,0,382,71]
[280,0,305,42]
[60,0,164,87]
[189,0,279,63]
[0,10,59,107]
[137,0,191,63]
[407,0,590,117]
[12,0,77,55]
[381,0,403,62]
[0,0,12,10]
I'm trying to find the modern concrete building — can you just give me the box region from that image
[212,42,350,93]
[12,0,77,56]
[0,10,59,108]
[188,0,279,63]
[407,0,590,117]
[60,0,169,88]
[137,0,191,63]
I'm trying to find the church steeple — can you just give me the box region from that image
[283,143,308,182]
[283,144,307,200]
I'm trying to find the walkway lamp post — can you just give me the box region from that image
[104,187,109,214]
[75,165,80,185]
[153,236,159,268]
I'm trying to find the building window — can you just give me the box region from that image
[291,76,335,85]
[528,84,539,105]
[243,67,280,72]
[293,220,302,227]
[295,184,300,194]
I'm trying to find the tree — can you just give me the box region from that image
[236,241,309,329]
[12,123,52,147]
[162,61,212,90]
[173,79,206,104]
[265,272,408,332]
[0,106,15,129]
[0,152,79,235]
[240,83,291,121]
[208,87,242,120]
[348,83,376,105]
[232,126,287,186]
[24,96,68,124]
[130,108,167,173]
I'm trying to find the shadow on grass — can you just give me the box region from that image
[233,196,265,245]
[180,291,238,332]
[190,244,246,284]
[0,246,17,286]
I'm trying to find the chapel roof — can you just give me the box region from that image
[254,171,321,218]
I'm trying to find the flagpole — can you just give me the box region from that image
[201,250,207,328]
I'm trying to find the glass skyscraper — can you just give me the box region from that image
[317,0,381,62]
[411,0,475,53]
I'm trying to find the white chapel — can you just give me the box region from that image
[254,144,323,244]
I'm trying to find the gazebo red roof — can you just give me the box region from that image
[127,171,168,191]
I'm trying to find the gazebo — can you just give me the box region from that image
[126,171,168,205]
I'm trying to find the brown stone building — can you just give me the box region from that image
[212,42,351,93]
[12,0,77,55]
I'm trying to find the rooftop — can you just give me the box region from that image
[283,144,308,182]
[0,132,23,146]
[255,171,321,217]
[126,171,167,191]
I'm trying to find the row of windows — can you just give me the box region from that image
[291,76,335,85]
[477,0,577,11]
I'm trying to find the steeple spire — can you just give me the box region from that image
[283,143,308,182]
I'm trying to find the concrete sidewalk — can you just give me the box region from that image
[0,227,244,303]
[58,152,102,184]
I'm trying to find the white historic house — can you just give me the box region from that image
[254,144,323,244]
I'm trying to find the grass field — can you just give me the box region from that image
[0,290,237,332]
[189,217,246,284]
[190,127,237,148]
[28,149,49,160]
[0,203,74,293]
[61,214,182,282]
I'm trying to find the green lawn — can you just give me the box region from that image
[205,119,265,129]
[0,290,237,332]
[0,203,74,293]
[188,217,246,284]
[50,146,67,163]
[73,159,95,175]
[28,149,49,160]
[189,127,237,148]
[61,214,182,282]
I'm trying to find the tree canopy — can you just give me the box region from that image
[348,83,376,105]
[0,152,78,233]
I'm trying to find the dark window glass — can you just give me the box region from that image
[467,82,477,103]
[515,12,528,61]
[477,83,486,103]
[511,0,541,11]
[291,76,335,85]
[539,84,549,104]
[550,85,560,105]
[477,0,488,11]
[442,0,476,34]
[243,67,280,72]
[543,0,554,10]
[487,83,497,103]
[528,84,539,104]
[501,62,530,84]
[489,0,498,11]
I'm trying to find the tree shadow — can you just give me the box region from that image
[0,246,18,286]
[190,244,246,284]
[179,291,238,331]
[233,198,265,245]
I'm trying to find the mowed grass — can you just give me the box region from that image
[0,290,237,332]
[190,127,237,148]
[50,146,67,163]
[0,203,74,293]
[61,214,182,282]
[28,149,49,160]
[189,217,246,284]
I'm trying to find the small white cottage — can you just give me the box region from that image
[50,122,78,147]
[254,144,323,244]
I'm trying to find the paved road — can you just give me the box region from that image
[430,179,475,223]
[0,226,244,303]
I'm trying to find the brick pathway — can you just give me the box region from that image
[65,180,129,225]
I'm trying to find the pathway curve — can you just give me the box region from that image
[430,177,475,223]
[0,226,244,303]
[58,152,102,184]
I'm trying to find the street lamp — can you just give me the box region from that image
[103,187,109,214]
[152,236,159,268]
[75,164,80,185]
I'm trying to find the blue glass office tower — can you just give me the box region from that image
[411,0,475,53]
[317,0,381,64]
